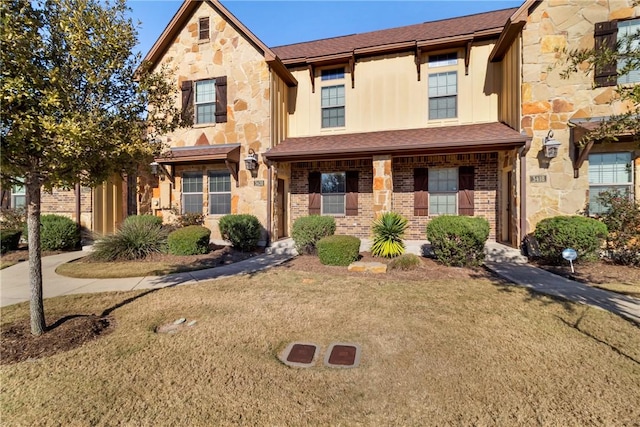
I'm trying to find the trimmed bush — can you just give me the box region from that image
[388,253,422,270]
[533,215,608,265]
[596,191,640,266]
[218,214,261,252]
[0,207,26,231]
[124,214,163,228]
[370,211,408,258]
[39,214,80,251]
[1,230,22,254]
[316,235,361,266]
[426,216,490,267]
[91,221,168,261]
[291,215,336,254]
[168,225,211,256]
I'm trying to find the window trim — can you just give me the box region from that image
[428,167,459,216]
[428,52,458,68]
[321,67,345,81]
[320,171,346,216]
[194,78,216,125]
[321,84,345,129]
[181,171,203,214]
[428,71,458,120]
[11,180,26,208]
[588,152,634,214]
[208,170,232,215]
[198,17,210,41]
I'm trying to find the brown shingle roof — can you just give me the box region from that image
[272,8,517,63]
[264,123,526,162]
[157,144,241,164]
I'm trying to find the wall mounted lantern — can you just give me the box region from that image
[149,161,174,183]
[244,149,259,170]
[543,130,561,159]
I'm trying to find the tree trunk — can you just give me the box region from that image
[26,178,46,335]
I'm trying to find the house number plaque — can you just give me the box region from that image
[529,175,547,183]
[254,180,265,187]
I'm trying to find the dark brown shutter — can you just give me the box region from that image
[594,21,618,87]
[308,172,321,215]
[458,166,475,216]
[414,168,429,216]
[345,171,359,216]
[215,76,227,123]
[181,80,193,122]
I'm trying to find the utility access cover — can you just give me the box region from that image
[280,342,319,368]
[324,343,361,368]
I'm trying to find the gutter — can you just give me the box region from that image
[519,137,532,244]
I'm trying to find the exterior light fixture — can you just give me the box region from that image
[150,161,160,176]
[149,161,174,183]
[543,130,561,159]
[244,148,259,170]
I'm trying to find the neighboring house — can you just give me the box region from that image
[490,0,639,234]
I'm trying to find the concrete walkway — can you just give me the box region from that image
[1,242,638,324]
[0,249,293,308]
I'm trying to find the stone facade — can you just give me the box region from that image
[520,0,640,232]
[151,1,273,241]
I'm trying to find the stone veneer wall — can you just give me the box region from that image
[290,160,373,238]
[153,2,272,238]
[521,0,639,231]
[393,153,499,240]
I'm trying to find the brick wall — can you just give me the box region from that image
[290,153,499,239]
[41,186,93,230]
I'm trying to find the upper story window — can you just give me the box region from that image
[588,152,633,214]
[182,172,203,214]
[208,171,231,215]
[198,17,210,40]
[428,71,457,119]
[594,18,640,86]
[195,79,216,124]
[321,85,345,128]
[428,53,458,68]
[321,68,345,81]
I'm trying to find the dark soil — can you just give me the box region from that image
[0,315,114,365]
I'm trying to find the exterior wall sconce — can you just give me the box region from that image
[149,161,174,183]
[244,149,259,170]
[543,130,561,159]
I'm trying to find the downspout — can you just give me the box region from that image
[265,70,273,247]
[266,163,272,247]
[519,138,532,245]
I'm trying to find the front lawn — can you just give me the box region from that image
[1,263,639,425]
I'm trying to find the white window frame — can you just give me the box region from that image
[428,52,458,68]
[208,171,231,215]
[181,171,203,214]
[195,79,216,124]
[617,19,640,84]
[428,71,457,120]
[321,172,346,215]
[11,180,26,208]
[588,152,634,214]
[320,67,345,129]
[428,168,458,215]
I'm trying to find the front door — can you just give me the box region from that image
[276,179,286,239]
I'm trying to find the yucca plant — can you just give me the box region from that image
[370,211,408,258]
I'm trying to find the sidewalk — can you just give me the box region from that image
[1,244,639,324]
[0,250,293,308]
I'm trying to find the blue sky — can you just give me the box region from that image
[128,0,523,58]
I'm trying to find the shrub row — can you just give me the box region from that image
[168,225,211,256]
[291,215,336,254]
[426,216,489,267]
[532,216,608,265]
[219,214,261,252]
[317,235,360,266]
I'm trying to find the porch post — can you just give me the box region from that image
[372,155,393,218]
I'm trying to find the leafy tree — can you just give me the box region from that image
[1,0,184,335]
[561,21,640,146]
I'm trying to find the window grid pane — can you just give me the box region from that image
[428,168,458,215]
[321,172,346,215]
[617,19,640,84]
[321,68,345,80]
[208,172,231,215]
[588,152,634,214]
[428,53,458,68]
[322,107,345,128]
[428,72,457,119]
[430,193,457,215]
[182,173,203,214]
[209,194,231,215]
[322,194,345,215]
[183,194,203,214]
[195,79,216,124]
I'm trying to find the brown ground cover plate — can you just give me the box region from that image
[324,343,361,368]
[279,342,319,368]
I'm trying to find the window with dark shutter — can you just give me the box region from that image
[594,21,618,87]
[215,76,227,123]
[198,17,210,41]
[181,80,194,123]
[345,171,359,216]
[414,168,429,216]
[458,166,475,216]
[308,172,321,215]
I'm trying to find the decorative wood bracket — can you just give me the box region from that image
[308,64,315,93]
[349,53,356,89]
[573,139,595,178]
[415,45,422,81]
[225,159,239,187]
[465,41,472,75]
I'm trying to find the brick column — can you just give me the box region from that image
[372,155,393,218]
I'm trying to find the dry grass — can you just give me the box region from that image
[1,266,639,426]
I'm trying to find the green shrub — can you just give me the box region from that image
[91,221,168,261]
[316,235,361,266]
[168,225,211,256]
[596,191,640,266]
[39,214,80,251]
[1,230,22,254]
[170,208,205,227]
[533,215,608,265]
[426,216,490,267]
[291,215,336,254]
[124,214,163,228]
[218,214,261,252]
[0,207,26,231]
[388,253,422,270]
[370,211,408,258]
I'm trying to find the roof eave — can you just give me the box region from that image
[489,0,540,62]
